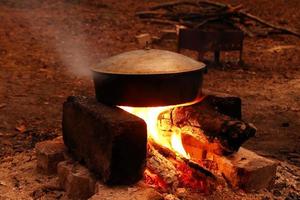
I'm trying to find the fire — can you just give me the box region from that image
[171,128,189,158]
[119,100,201,158]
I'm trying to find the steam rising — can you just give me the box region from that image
[54,33,94,77]
[22,1,101,77]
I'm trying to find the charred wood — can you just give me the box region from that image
[158,95,256,155]
[149,0,199,10]
[147,144,179,189]
[149,141,215,179]
[140,18,193,27]
[148,142,217,192]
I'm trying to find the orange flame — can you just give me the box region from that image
[119,99,201,158]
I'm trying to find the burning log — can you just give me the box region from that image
[148,121,275,191]
[147,144,179,189]
[158,95,256,155]
[150,141,215,179]
[146,142,215,193]
[186,146,278,191]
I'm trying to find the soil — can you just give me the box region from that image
[0,0,299,199]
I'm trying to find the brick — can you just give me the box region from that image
[57,160,96,199]
[62,96,147,184]
[35,136,66,174]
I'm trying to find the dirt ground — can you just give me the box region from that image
[0,0,299,199]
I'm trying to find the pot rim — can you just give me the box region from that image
[90,49,206,75]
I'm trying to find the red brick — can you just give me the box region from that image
[57,160,96,199]
[35,136,66,174]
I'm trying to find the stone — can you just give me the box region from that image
[35,136,66,174]
[57,160,96,200]
[62,96,147,185]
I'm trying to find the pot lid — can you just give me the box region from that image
[91,49,205,75]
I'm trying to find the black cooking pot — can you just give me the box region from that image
[91,49,206,107]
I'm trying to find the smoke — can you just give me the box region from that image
[54,31,94,77]
[19,1,101,77]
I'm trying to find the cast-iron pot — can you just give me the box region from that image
[91,49,206,107]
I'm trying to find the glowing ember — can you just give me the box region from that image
[143,169,168,191]
[119,100,201,158]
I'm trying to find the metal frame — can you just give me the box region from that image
[177,28,244,64]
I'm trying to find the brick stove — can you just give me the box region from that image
[36,49,277,199]
[62,96,147,185]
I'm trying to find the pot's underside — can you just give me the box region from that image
[93,70,204,107]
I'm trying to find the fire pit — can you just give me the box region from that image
[57,49,277,198]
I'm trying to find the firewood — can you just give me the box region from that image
[149,0,199,10]
[137,0,300,38]
[239,11,300,38]
[226,20,255,37]
[148,142,217,192]
[140,18,195,27]
[149,141,215,179]
[149,0,227,10]
[200,91,242,119]
[157,95,256,155]
[185,145,278,191]
[177,11,236,21]
[147,144,179,189]
[194,17,220,28]
[197,0,228,8]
